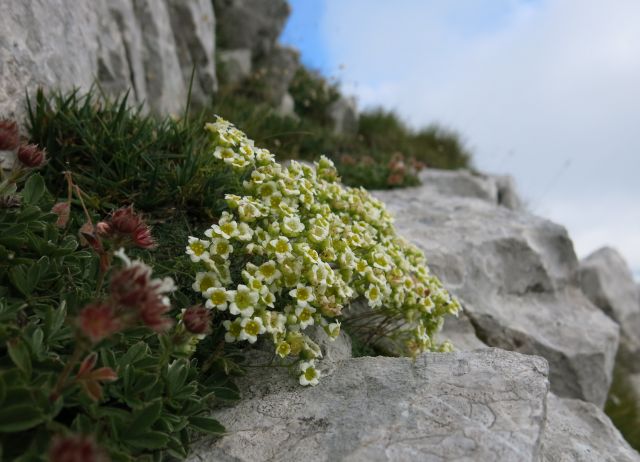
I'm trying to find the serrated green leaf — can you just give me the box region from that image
[30,328,44,357]
[22,174,46,205]
[128,399,163,435]
[8,265,34,296]
[7,338,32,378]
[0,405,45,432]
[212,386,240,401]
[124,431,170,450]
[166,360,189,395]
[189,416,225,435]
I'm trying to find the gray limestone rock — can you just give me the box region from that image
[540,393,640,462]
[373,182,619,407]
[132,0,186,115]
[418,169,499,204]
[327,96,359,135]
[165,0,217,109]
[188,348,550,462]
[213,0,290,59]
[492,174,523,210]
[417,169,523,210]
[1,0,217,121]
[0,0,99,120]
[95,0,147,103]
[218,49,253,86]
[441,312,488,351]
[580,247,640,372]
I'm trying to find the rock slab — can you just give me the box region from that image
[373,175,620,407]
[0,0,217,119]
[580,247,640,372]
[189,348,550,462]
[541,393,640,462]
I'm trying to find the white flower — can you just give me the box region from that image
[223,319,242,343]
[289,284,315,307]
[239,316,266,343]
[282,215,305,236]
[227,285,258,317]
[192,272,220,294]
[295,305,316,329]
[299,361,320,386]
[236,222,254,241]
[210,238,233,259]
[256,260,281,284]
[208,220,238,240]
[270,236,292,261]
[365,284,383,308]
[186,237,211,263]
[205,287,229,311]
[325,320,341,339]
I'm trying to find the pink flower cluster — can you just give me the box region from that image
[76,250,175,344]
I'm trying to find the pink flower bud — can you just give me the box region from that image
[95,221,111,236]
[77,302,122,343]
[51,202,70,228]
[0,119,19,151]
[49,434,108,462]
[182,305,212,335]
[17,144,46,168]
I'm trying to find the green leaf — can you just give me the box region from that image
[166,360,188,395]
[7,338,32,378]
[30,328,44,358]
[0,224,27,248]
[0,405,45,432]
[124,431,170,450]
[212,386,240,401]
[128,399,163,435]
[0,376,6,404]
[44,301,67,341]
[189,416,225,435]
[22,174,46,205]
[8,265,34,296]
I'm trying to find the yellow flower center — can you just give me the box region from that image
[304,367,317,381]
[216,241,229,255]
[190,242,206,255]
[210,290,227,305]
[228,322,241,337]
[275,240,289,253]
[200,276,216,292]
[245,320,260,336]
[235,291,252,309]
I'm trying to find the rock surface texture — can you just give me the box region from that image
[373,171,620,407]
[213,0,290,59]
[0,0,217,119]
[190,349,550,462]
[580,247,640,372]
[541,393,640,462]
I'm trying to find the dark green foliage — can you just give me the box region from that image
[289,67,340,125]
[606,367,640,451]
[358,109,472,170]
[0,170,239,460]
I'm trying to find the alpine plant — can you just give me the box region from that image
[186,117,461,385]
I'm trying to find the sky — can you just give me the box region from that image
[281,0,640,280]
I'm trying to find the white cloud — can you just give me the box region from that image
[321,0,640,275]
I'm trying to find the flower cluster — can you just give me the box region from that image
[76,249,176,344]
[186,117,460,385]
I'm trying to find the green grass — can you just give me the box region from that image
[27,88,237,219]
[605,367,640,451]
